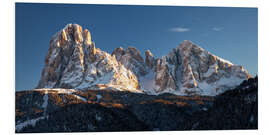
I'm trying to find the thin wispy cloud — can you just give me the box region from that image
[212,27,223,31]
[169,27,190,32]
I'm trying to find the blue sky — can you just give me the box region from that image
[15,3,258,90]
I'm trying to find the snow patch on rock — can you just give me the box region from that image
[73,94,87,102]
[16,116,48,132]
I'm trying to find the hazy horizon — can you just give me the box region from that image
[16,3,258,90]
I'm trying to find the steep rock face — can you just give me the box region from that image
[154,56,179,92]
[37,24,140,91]
[145,50,156,69]
[112,46,148,76]
[178,40,250,95]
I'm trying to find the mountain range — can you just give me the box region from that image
[36,24,251,96]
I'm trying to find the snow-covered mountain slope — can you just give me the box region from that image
[37,24,251,96]
[143,40,251,96]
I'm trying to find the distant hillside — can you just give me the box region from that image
[16,77,257,132]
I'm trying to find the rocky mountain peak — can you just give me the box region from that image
[57,24,92,47]
[37,24,140,91]
[111,46,125,61]
[145,50,156,68]
[126,46,144,63]
[178,40,205,57]
[180,40,193,46]
[112,46,148,76]
[83,29,92,45]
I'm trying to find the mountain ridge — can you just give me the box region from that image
[36,23,251,96]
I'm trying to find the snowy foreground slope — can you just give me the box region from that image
[16,77,258,132]
[36,24,251,96]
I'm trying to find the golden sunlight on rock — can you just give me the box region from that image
[83,29,92,45]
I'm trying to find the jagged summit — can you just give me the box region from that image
[179,40,234,65]
[37,24,251,96]
[56,24,92,46]
[112,46,148,76]
[145,50,156,69]
[179,40,194,47]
